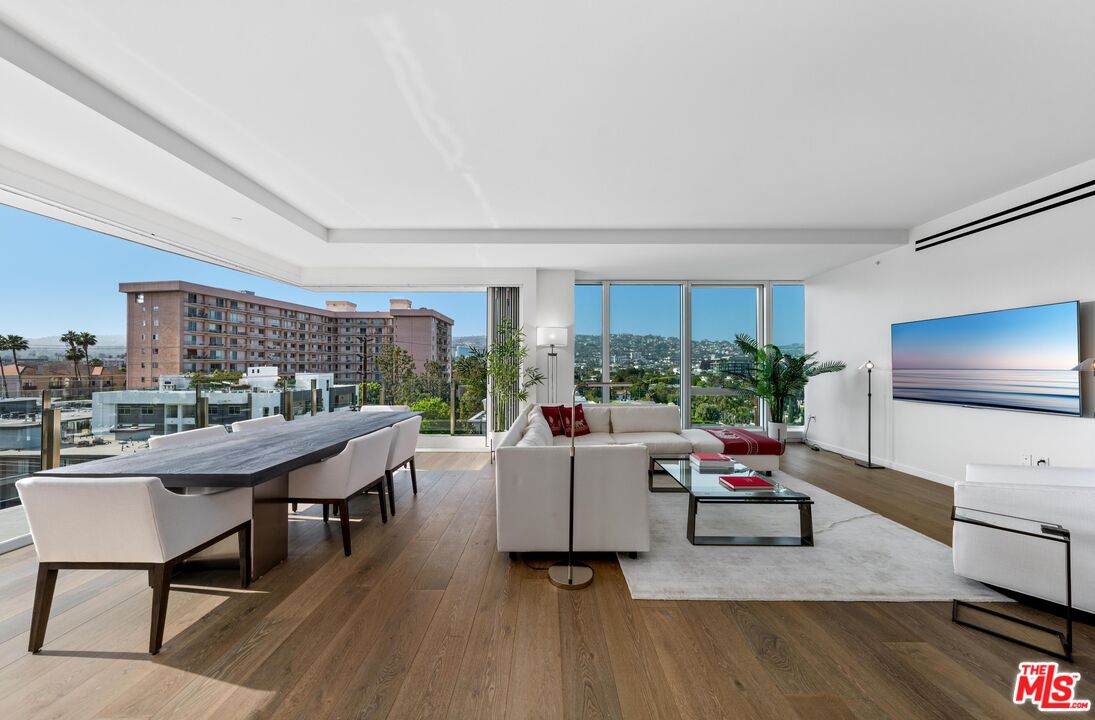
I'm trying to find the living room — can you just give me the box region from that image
[1,2,1094,718]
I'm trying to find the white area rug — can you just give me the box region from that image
[619,470,1008,602]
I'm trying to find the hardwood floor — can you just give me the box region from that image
[0,446,1090,719]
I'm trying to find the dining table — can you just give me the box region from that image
[36,410,419,579]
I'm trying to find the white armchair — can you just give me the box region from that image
[16,475,251,654]
[287,427,394,556]
[231,415,286,433]
[954,464,1095,613]
[383,415,422,516]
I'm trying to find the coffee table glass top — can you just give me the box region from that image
[654,458,809,500]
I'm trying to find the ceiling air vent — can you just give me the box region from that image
[915,178,1095,252]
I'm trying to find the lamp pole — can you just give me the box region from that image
[548,380,631,590]
[855,361,883,469]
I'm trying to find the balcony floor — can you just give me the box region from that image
[0,447,1088,719]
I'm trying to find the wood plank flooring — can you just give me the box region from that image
[0,446,1090,719]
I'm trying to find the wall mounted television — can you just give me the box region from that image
[891,301,1080,416]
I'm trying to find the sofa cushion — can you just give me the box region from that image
[523,413,554,446]
[610,405,681,433]
[583,405,612,434]
[540,405,565,436]
[515,430,549,447]
[562,404,592,437]
[614,431,693,455]
[552,432,616,447]
[497,408,529,448]
[681,428,726,453]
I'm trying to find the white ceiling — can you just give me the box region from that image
[0,1,1092,282]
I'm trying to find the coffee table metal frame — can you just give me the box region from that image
[653,457,814,547]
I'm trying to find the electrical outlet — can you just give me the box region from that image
[1021,453,1033,466]
[1036,457,1051,467]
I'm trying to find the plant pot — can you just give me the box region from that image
[767,422,787,443]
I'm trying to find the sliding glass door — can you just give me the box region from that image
[573,284,604,402]
[690,286,761,426]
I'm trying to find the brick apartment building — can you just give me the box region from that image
[120,281,453,389]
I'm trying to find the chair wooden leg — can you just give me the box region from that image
[238,522,252,588]
[29,565,58,653]
[149,563,172,655]
[338,499,352,556]
[322,503,329,523]
[409,457,418,494]
[385,470,396,516]
[291,502,298,512]
[376,480,388,524]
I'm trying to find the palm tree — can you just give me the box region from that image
[0,336,9,399]
[0,335,29,399]
[77,332,97,383]
[727,334,846,424]
[61,331,82,384]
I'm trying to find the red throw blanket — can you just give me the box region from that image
[702,427,785,456]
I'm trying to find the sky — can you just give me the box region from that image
[0,202,805,347]
[0,203,487,342]
[575,283,804,345]
[891,302,1079,370]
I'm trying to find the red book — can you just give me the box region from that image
[691,453,729,462]
[719,475,773,490]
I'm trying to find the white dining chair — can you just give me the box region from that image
[16,475,252,654]
[231,415,286,433]
[286,427,394,556]
[382,415,422,516]
[149,425,228,449]
[360,404,410,413]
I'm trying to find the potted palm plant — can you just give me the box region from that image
[728,334,846,442]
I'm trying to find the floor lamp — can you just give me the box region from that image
[548,380,631,590]
[855,360,883,469]
[537,327,569,404]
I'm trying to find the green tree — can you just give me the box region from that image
[187,369,244,389]
[3,335,29,399]
[61,330,82,383]
[64,346,87,384]
[411,396,450,420]
[419,360,450,399]
[76,332,97,380]
[453,349,487,420]
[375,343,416,403]
[0,337,8,399]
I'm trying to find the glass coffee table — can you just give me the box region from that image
[654,458,814,547]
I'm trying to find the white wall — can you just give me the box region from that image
[533,269,576,404]
[806,158,1095,485]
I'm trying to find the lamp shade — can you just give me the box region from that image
[537,326,569,348]
[858,360,874,370]
[1072,358,1095,371]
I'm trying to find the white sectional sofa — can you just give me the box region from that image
[953,463,1095,613]
[494,403,781,554]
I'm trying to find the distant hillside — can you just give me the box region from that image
[17,335,127,360]
[452,335,486,350]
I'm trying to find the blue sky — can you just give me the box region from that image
[892,302,1079,370]
[0,204,487,339]
[575,283,804,345]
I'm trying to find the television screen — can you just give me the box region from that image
[891,301,1080,416]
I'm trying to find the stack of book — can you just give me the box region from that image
[689,453,734,471]
[718,474,774,491]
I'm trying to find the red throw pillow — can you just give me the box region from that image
[540,405,565,436]
[561,404,591,437]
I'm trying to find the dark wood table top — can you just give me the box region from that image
[35,411,419,488]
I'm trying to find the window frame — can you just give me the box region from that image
[574,279,806,432]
